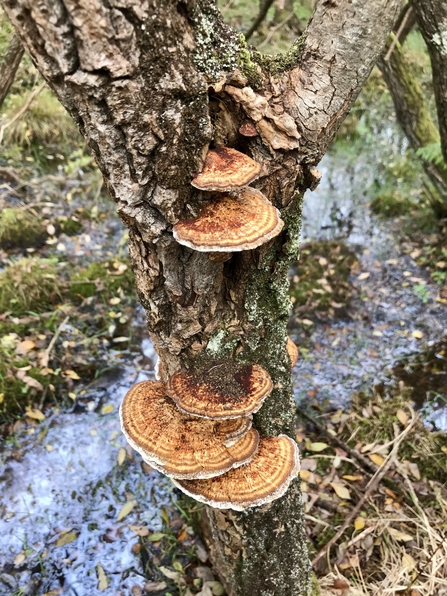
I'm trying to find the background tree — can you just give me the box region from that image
[1,0,402,594]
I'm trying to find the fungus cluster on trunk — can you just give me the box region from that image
[120,147,300,510]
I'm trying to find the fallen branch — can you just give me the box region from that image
[297,407,378,475]
[40,315,69,368]
[312,414,417,568]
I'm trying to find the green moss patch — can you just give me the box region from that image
[0,257,62,315]
[290,240,356,321]
[69,259,134,301]
[0,207,46,249]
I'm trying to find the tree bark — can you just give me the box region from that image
[378,38,447,208]
[0,33,24,108]
[411,0,447,166]
[1,0,402,593]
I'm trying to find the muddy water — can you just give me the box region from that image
[294,142,447,430]
[0,336,176,596]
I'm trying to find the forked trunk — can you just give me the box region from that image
[2,0,402,593]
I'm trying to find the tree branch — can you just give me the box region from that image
[245,0,275,41]
[411,0,447,166]
[281,0,405,158]
[0,33,24,108]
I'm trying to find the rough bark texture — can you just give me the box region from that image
[379,39,447,207]
[1,0,402,594]
[412,0,447,166]
[0,33,24,107]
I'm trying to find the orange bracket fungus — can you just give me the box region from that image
[166,360,273,419]
[172,188,284,252]
[120,380,259,479]
[286,337,299,367]
[172,435,300,510]
[191,146,261,191]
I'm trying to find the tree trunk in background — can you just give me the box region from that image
[0,33,23,108]
[411,0,447,167]
[2,0,402,593]
[379,39,447,210]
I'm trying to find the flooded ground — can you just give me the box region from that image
[1,119,447,593]
[294,138,447,430]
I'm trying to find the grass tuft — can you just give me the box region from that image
[0,207,46,249]
[0,256,62,315]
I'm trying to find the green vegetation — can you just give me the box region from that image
[0,207,46,249]
[0,256,61,314]
[346,391,447,484]
[69,259,134,301]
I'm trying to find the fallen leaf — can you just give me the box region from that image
[14,553,26,566]
[300,469,311,481]
[117,447,126,466]
[372,330,383,337]
[368,453,385,466]
[55,530,77,547]
[129,525,149,537]
[388,527,414,542]
[402,553,416,570]
[47,223,56,236]
[101,404,114,415]
[396,409,408,426]
[412,330,423,339]
[97,564,108,591]
[25,407,45,421]
[148,532,165,542]
[177,528,187,541]
[117,500,136,521]
[301,319,314,326]
[342,475,363,481]
[144,583,167,594]
[332,578,349,590]
[330,482,351,500]
[64,369,81,380]
[354,517,365,531]
[159,566,182,581]
[208,582,225,596]
[18,372,43,390]
[308,442,329,452]
[358,272,370,280]
[56,242,66,252]
[436,261,447,269]
[45,444,55,452]
[18,339,37,352]
[0,393,4,404]
[109,297,121,305]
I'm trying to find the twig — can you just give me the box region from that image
[384,6,413,62]
[245,0,276,41]
[297,407,378,474]
[40,315,69,368]
[257,11,295,50]
[0,81,45,144]
[312,415,417,568]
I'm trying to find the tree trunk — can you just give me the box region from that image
[0,33,23,108]
[2,0,402,593]
[378,38,447,208]
[411,1,447,166]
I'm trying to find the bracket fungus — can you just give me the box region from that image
[120,380,259,479]
[167,360,273,419]
[172,188,284,252]
[191,147,261,191]
[172,435,300,510]
[286,337,299,367]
